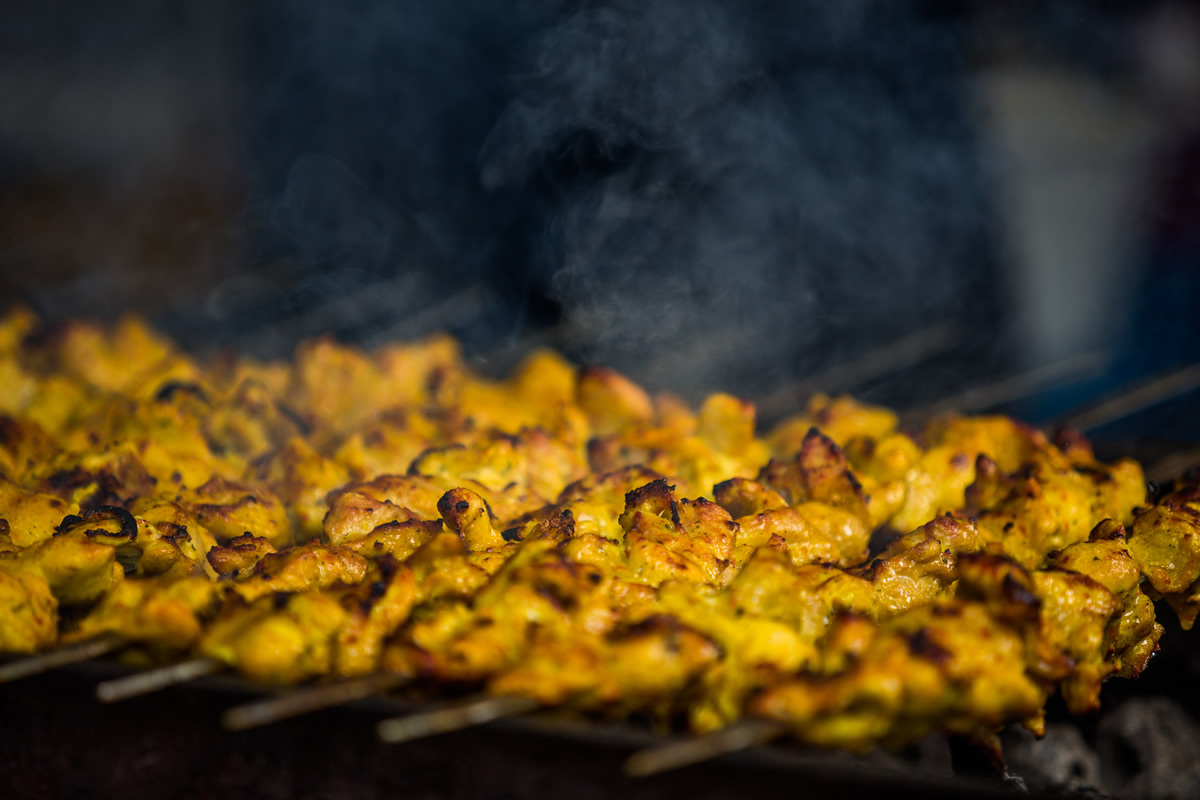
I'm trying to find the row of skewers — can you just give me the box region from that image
[2,309,1200,777]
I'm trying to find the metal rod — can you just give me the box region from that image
[222,673,408,731]
[376,694,541,744]
[623,718,786,777]
[95,658,223,702]
[1146,445,1200,485]
[0,634,124,683]
[903,350,1109,424]
[1058,363,1200,433]
[758,323,960,421]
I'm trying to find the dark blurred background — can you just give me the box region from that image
[1,0,1198,434]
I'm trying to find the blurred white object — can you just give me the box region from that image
[977,64,1164,364]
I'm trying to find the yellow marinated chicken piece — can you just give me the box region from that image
[176,475,292,548]
[338,518,444,563]
[381,599,476,678]
[586,393,769,501]
[381,534,617,682]
[202,376,307,460]
[755,429,872,565]
[332,407,460,481]
[619,479,735,587]
[0,353,39,416]
[373,332,463,410]
[436,487,511,556]
[35,440,159,510]
[455,348,581,434]
[768,394,899,456]
[410,427,587,520]
[53,499,221,581]
[91,387,245,489]
[64,574,221,652]
[127,497,220,578]
[558,465,665,512]
[331,557,418,678]
[861,514,985,618]
[247,436,351,540]
[0,477,79,547]
[1050,520,1162,683]
[673,547,875,731]
[11,530,118,605]
[0,305,37,352]
[323,475,446,544]
[844,433,977,533]
[971,449,1146,569]
[926,415,1047,474]
[230,542,370,602]
[488,614,721,719]
[576,367,654,436]
[55,316,176,395]
[403,541,614,682]
[383,494,663,686]
[753,599,1045,751]
[20,375,94,436]
[206,533,277,579]
[713,477,848,569]
[287,337,386,443]
[405,532,492,603]
[0,416,57,485]
[1127,479,1200,628]
[0,563,57,652]
[1026,568,1122,714]
[198,591,349,684]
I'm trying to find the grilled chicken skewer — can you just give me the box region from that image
[0,307,1185,767]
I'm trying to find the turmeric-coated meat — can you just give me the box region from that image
[0,307,1187,758]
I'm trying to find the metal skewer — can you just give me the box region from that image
[0,634,124,683]
[222,672,409,731]
[1146,445,1200,485]
[758,323,960,422]
[624,718,786,777]
[902,350,1109,424]
[1058,363,1200,433]
[95,657,223,702]
[376,694,541,744]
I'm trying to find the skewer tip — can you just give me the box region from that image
[0,634,123,684]
[221,673,407,731]
[95,657,222,702]
[624,719,785,778]
[376,695,541,744]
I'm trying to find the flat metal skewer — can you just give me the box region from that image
[0,634,124,683]
[222,672,408,731]
[624,718,787,777]
[377,694,541,744]
[95,657,223,702]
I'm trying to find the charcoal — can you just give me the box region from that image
[1096,697,1200,800]
[1004,724,1106,796]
